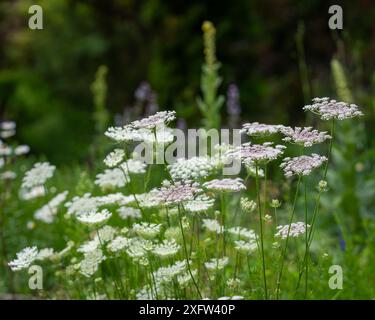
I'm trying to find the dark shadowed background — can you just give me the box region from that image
[0,0,374,163]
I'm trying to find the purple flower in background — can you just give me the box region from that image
[145,92,159,116]
[226,84,241,117]
[134,81,152,103]
[226,84,241,128]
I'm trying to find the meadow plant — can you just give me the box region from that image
[2,96,365,300]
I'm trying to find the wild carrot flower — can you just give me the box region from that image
[22,162,56,189]
[156,180,202,206]
[65,193,99,215]
[280,126,331,147]
[153,239,180,258]
[20,186,45,200]
[228,227,257,241]
[8,246,38,271]
[35,248,55,261]
[119,159,147,174]
[133,222,162,239]
[14,145,30,156]
[303,97,363,120]
[130,111,176,130]
[240,197,257,212]
[275,222,310,239]
[234,240,257,254]
[184,195,215,213]
[205,257,229,271]
[103,149,125,167]
[117,206,142,219]
[107,236,131,252]
[168,156,215,181]
[34,191,69,223]
[241,122,282,137]
[228,142,285,165]
[202,219,223,234]
[280,154,327,177]
[95,168,128,189]
[203,178,246,192]
[76,209,112,226]
[79,249,106,277]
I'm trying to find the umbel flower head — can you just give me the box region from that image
[303,97,363,120]
[22,162,56,189]
[275,222,309,239]
[168,156,215,181]
[203,178,246,193]
[280,126,331,147]
[103,149,125,167]
[130,111,176,130]
[156,180,202,206]
[76,209,112,226]
[227,142,286,165]
[8,246,38,271]
[280,154,327,177]
[240,122,282,137]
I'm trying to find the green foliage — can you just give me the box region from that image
[197,21,225,130]
[91,66,110,134]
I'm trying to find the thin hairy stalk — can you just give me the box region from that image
[255,164,268,299]
[177,205,202,299]
[276,176,301,299]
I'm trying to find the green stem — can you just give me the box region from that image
[255,164,268,299]
[177,205,202,299]
[276,176,301,299]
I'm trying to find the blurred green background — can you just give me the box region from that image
[1,0,375,163]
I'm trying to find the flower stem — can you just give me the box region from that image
[276,176,301,299]
[177,205,202,299]
[255,164,268,299]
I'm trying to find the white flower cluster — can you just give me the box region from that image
[275,222,309,239]
[119,159,147,174]
[103,149,125,167]
[152,260,191,286]
[79,249,106,277]
[240,197,256,213]
[280,154,327,177]
[234,240,257,254]
[133,222,162,239]
[95,168,128,189]
[184,195,215,213]
[241,122,282,136]
[203,178,246,192]
[153,239,180,258]
[202,219,223,234]
[107,236,131,253]
[117,206,142,219]
[34,191,69,223]
[227,142,285,165]
[228,227,257,241]
[65,193,99,215]
[8,246,54,271]
[20,186,45,200]
[105,111,175,144]
[22,162,56,189]
[280,126,331,147]
[131,111,176,129]
[76,209,112,226]
[303,97,363,120]
[205,257,229,271]
[8,246,39,271]
[168,156,215,181]
[156,181,202,206]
